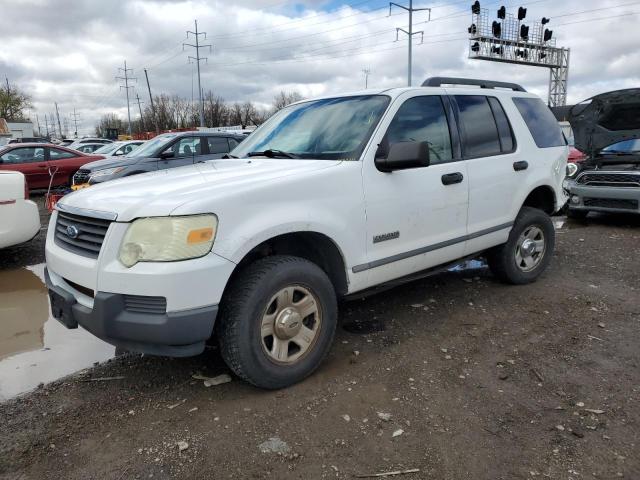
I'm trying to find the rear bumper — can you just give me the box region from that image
[45,267,218,357]
[567,183,640,214]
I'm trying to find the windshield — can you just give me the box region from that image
[232,95,390,160]
[602,139,640,153]
[94,142,122,155]
[127,133,179,158]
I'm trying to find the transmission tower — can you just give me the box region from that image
[71,108,81,138]
[116,60,137,136]
[184,20,212,128]
[135,93,145,133]
[362,68,371,89]
[390,1,431,86]
[54,102,63,139]
[467,2,570,106]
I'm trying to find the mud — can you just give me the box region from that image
[0,209,639,479]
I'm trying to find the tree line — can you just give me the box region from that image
[95,90,303,137]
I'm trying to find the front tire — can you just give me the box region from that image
[487,207,555,285]
[217,255,338,389]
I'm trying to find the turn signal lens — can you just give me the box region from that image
[187,227,214,244]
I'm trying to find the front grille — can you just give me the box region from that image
[73,169,91,185]
[123,295,167,314]
[583,197,639,210]
[54,211,111,258]
[577,172,640,188]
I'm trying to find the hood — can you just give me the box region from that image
[568,88,640,158]
[80,156,139,171]
[58,158,340,221]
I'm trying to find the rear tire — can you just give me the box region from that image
[487,207,555,285]
[216,255,337,389]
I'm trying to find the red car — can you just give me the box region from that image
[568,146,586,163]
[0,143,104,190]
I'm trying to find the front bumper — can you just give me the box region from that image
[45,268,218,356]
[567,182,640,214]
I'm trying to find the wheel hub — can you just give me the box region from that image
[520,238,536,257]
[274,307,302,339]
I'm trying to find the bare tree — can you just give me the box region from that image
[272,90,304,112]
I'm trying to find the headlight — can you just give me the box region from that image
[89,167,125,180]
[119,214,218,267]
[566,163,579,178]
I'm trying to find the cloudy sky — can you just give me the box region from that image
[1,0,639,136]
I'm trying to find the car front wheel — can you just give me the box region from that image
[217,255,337,389]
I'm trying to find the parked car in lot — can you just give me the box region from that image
[46,77,567,389]
[0,143,104,189]
[72,143,109,154]
[72,131,245,187]
[66,138,112,151]
[0,171,40,249]
[8,137,50,144]
[92,140,145,158]
[565,88,640,219]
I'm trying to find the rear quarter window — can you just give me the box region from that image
[513,97,565,148]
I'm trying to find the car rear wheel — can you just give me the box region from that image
[217,255,337,389]
[487,207,555,285]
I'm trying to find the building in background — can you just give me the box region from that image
[0,119,11,145]
[6,121,34,140]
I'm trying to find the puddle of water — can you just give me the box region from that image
[448,259,487,272]
[0,264,114,401]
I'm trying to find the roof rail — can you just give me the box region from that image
[422,77,526,92]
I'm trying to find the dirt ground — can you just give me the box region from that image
[1,203,639,480]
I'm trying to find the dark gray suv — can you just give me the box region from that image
[73,131,245,187]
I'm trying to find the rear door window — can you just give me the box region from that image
[173,137,201,158]
[207,137,230,155]
[49,148,77,160]
[513,97,565,148]
[454,95,502,158]
[487,97,515,153]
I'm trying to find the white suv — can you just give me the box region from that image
[45,77,568,389]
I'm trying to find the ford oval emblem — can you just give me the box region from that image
[66,225,80,239]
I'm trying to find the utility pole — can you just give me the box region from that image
[390,1,430,86]
[71,108,81,138]
[44,114,50,138]
[184,20,211,128]
[54,102,63,139]
[362,68,371,89]
[116,60,137,136]
[135,93,145,133]
[35,114,41,137]
[144,69,160,133]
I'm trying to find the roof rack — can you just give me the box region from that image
[422,77,526,92]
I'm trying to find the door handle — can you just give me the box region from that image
[513,161,529,171]
[441,172,464,185]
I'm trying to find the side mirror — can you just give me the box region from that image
[375,141,430,172]
[159,149,174,159]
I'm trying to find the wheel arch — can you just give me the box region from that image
[521,184,556,215]
[223,231,350,298]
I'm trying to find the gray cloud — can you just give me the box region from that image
[1,0,638,135]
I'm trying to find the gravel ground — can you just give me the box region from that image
[0,206,639,480]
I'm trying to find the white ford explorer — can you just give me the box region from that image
[45,77,568,389]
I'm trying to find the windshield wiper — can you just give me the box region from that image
[222,153,238,159]
[247,149,299,159]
